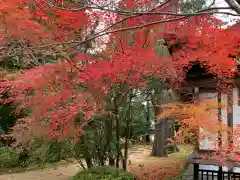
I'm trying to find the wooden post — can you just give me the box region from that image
[218,166,223,180]
[217,92,222,149]
[227,88,233,152]
[194,163,199,180]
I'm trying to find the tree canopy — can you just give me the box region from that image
[0,0,240,142]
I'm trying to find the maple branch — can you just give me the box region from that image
[23,0,239,56]
[14,1,239,58]
[209,0,216,7]
[85,0,176,15]
[120,7,233,16]
[46,0,122,14]
[46,0,88,12]
[25,15,180,51]
[47,0,234,16]
[33,8,240,51]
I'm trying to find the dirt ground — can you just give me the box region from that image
[0,145,192,180]
[0,163,80,180]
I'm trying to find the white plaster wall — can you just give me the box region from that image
[221,93,228,125]
[232,88,240,151]
[195,89,240,171]
[220,93,228,149]
[198,88,240,151]
[198,92,228,150]
[198,92,219,150]
[150,88,240,149]
[198,92,227,171]
[233,88,240,126]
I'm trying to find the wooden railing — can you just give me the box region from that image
[194,164,240,180]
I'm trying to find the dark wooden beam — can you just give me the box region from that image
[218,92,222,149]
[238,88,240,106]
[193,163,199,180]
[218,166,223,180]
[227,89,233,151]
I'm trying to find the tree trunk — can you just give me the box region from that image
[114,97,120,168]
[145,97,151,144]
[122,94,133,170]
[151,119,168,157]
[116,118,120,168]
[169,119,180,153]
[172,143,180,152]
[85,157,93,168]
[97,148,105,166]
[109,157,115,166]
[151,104,167,157]
[73,144,86,170]
[104,116,115,166]
[145,135,150,144]
[123,120,130,170]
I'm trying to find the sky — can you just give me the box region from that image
[213,0,239,26]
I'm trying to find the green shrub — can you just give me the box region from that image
[27,140,74,164]
[0,147,20,168]
[0,140,74,169]
[72,166,135,180]
[44,140,73,162]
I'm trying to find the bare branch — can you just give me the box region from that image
[123,7,233,16]
[225,0,240,14]
[46,0,233,16]
[209,0,216,7]
[6,0,240,58]
[29,9,240,51]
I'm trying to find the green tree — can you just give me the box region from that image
[180,0,207,13]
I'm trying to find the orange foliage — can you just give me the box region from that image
[159,99,240,163]
[160,99,227,133]
[0,0,48,43]
[159,99,230,149]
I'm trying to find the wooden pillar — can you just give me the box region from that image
[193,163,199,180]
[217,92,222,149]
[193,87,200,153]
[238,88,240,106]
[218,166,223,180]
[227,88,233,151]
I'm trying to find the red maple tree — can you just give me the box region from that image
[0,0,239,143]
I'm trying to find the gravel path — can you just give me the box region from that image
[0,163,80,180]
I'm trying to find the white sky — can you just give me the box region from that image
[212,0,239,26]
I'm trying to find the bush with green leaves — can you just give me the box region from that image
[0,147,20,168]
[0,140,74,169]
[72,92,155,169]
[24,139,74,165]
[72,166,135,180]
